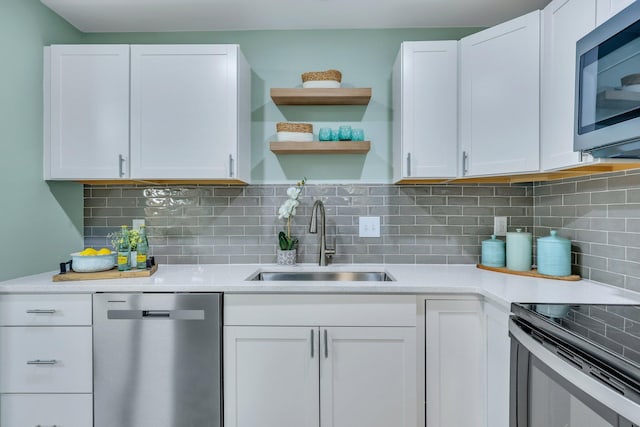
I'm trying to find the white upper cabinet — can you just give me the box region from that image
[541,0,598,171]
[130,44,250,181]
[392,41,458,182]
[44,44,250,182]
[596,0,636,24]
[460,11,541,177]
[45,45,130,180]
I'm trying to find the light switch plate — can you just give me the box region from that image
[494,216,507,236]
[359,216,380,238]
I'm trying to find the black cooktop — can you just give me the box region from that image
[512,303,640,374]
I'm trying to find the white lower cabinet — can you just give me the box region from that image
[224,326,319,427]
[0,293,93,427]
[223,295,417,427]
[1,393,93,426]
[425,297,485,427]
[0,327,92,393]
[484,301,511,427]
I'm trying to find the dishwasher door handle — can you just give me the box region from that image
[107,309,205,320]
[142,310,171,318]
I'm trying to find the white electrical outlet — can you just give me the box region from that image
[132,219,145,231]
[494,216,507,236]
[359,216,380,238]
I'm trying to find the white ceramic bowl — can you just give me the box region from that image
[71,252,116,273]
[302,80,341,89]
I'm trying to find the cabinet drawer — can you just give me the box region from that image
[0,326,92,393]
[224,294,416,326]
[1,393,93,427]
[0,294,91,326]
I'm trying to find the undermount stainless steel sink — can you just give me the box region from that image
[249,271,394,282]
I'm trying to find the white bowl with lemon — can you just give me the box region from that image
[71,248,116,273]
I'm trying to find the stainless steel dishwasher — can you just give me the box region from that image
[93,293,222,427]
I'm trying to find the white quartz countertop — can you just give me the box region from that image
[2,264,640,309]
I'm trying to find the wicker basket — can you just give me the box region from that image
[301,69,342,83]
[276,122,313,133]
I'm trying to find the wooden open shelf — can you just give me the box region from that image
[270,141,370,154]
[270,88,372,105]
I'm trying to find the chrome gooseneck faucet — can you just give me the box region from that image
[309,200,336,266]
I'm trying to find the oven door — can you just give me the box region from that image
[509,318,640,427]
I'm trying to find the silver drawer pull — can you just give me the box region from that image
[27,359,58,365]
[26,309,57,314]
[35,425,58,427]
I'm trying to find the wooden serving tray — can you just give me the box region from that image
[52,263,158,282]
[476,264,581,281]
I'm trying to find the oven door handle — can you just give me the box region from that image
[509,320,640,426]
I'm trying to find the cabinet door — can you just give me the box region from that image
[596,0,636,24]
[484,302,511,427]
[46,44,130,179]
[393,41,458,182]
[460,11,541,177]
[425,299,485,427]
[320,326,416,427]
[541,0,597,171]
[223,326,319,427]
[130,45,238,179]
[0,394,92,427]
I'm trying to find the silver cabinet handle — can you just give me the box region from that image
[406,152,412,177]
[462,150,469,176]
[229,154,234,178]
[324,329,328,359]
[26,309,56,314]
[311,329,315,358]
[118,154,126,177]
[27,360,58,365]
[35,425,58,427]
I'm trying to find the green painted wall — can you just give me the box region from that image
[0,0,85,281]
[0,1,478,279]
[85,28,479,184]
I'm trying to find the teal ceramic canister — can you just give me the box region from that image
[536,230,571,276]
[506,228,532,272]
[481,235,505,267]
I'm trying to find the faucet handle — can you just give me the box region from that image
[326,237,336,257]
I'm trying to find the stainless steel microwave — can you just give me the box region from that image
[574,1,640,158]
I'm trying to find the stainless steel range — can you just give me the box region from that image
[509,303,640,427]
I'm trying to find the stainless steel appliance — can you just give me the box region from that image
[93,293,222,427]
[509,303,640,427]
[574,1,640,158]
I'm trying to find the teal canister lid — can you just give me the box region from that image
[506,228,532,272]
[481,235,505,267]
[537,230,571,276]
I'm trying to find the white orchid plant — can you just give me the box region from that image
[277,177,306,250]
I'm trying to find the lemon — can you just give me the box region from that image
[97,248,112,255]
[80,248,98,256]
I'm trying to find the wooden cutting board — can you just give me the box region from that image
[52,263,158,282]
[476,264,581,281]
